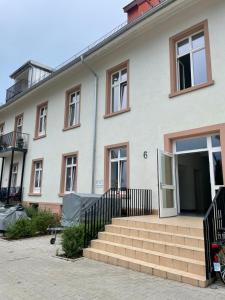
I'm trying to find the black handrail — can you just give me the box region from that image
[0,131,29,151]
[84,188,152,248]
[203,187,225,279]
[6,79,29,102]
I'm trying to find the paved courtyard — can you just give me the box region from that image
[0,236,225,300]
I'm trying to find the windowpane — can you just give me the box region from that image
[67,157,72,165]
[69,104,75,126]
[161,155,173,186]
[111,149,119,159]
[212,135,221,148]
[120,83,127,110]
[112,86,120,113]
[177,38,189,56]
[66,167,71,191]
[72,166,76,191]
[112,72,119,85]
[176,137,207,152]
[178,54,192,90]
[162,189,174,209]
[192,32,205,50]
[121,69,127,82]
[120,148,127,158]
[193,49,207,85]
[213,152,223,186]
[120,161,127,188]
[111,162,118,188]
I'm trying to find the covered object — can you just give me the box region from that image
[61,193,101,227]
[0,205,28,231]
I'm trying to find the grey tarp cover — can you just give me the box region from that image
[0,205,28,231]
[61,193,101,227]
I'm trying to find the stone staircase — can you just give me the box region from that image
[83,216,208,287]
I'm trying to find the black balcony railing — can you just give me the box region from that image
[203,187,225,279]
[6,79,29,102]
[0,131,29,152]
[0,187,22,204]
[84,188,152,248]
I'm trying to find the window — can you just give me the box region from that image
[60,152,78,195]
[15,114,23,134]
[0,123,4,136]
[64,85,81,130]
[170,20,213,97]
[35,102,48,139]
[29,159,43,195]
[104,143,129,190]
[105,61,130,117]
[11,163,18,188]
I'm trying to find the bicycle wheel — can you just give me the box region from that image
[218,246,225,284]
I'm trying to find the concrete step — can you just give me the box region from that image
[91,240,205,276]
[112,218,203,238]
[105,225,204,249]
[98,231,205,261]
[83,248,208,288]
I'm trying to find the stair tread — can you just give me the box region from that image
[84,248,207,282]
[92,239,205,265]
[107,224,204,240]
[99,231,204,252]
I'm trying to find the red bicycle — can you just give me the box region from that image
[211,240,225,284]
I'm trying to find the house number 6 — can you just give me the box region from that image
[143,151,148,159]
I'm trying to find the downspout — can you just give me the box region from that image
[80,56,99,194]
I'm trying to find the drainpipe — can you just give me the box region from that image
[80,56,99,194]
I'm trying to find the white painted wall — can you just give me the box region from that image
[0,0,224,210]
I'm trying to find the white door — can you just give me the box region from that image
[158,150,178,218]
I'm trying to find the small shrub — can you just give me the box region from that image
[33,210,59,235]
[24,206,38,219]
[6,219,36,239]
[62,225,84,258]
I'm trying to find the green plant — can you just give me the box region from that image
[6,219,36,239]
[24,206,38,219]
[33,210,59,234]
[62,225,84,258]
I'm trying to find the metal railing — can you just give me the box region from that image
[0,131,29,151]
[84,188,152,248]
[0,187,22,204]
[6,79,29,102]
[203,187,225,279]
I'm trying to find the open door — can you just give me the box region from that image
[158,150,178,218]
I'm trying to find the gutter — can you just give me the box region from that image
[80,56,98,194]
[0,0,176,111]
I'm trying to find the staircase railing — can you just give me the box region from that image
[84,188,152,248]
[203,187,225,279]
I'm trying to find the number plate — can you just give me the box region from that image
[213,262,221,272]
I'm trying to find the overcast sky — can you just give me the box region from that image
[0,0,129,104]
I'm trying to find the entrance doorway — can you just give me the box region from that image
[177,152,211,215]
[158,134,224,218]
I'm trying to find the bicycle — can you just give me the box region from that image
[211,238,225,284]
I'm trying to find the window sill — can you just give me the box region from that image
[28,193,42,197]
[33,135,47,141]
[104,107,131,119]
[169,81,215,98]
[58,193,64,197]
[63,123,81,131]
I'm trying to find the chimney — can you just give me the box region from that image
[123,0,162,23]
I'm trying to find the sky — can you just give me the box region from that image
[0,0,129,104]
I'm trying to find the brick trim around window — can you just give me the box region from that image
[59,151,79,196]
[34,101,48,140]
[104,60,130,118]
[63,85,81,131]
[104,142,130,192]
[169,20,214,98]
[29,158,44,196]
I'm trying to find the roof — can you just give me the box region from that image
[10,60,54,79]
[1,0,176,111]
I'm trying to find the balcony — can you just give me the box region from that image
[6,79,29,102]
[0,131,29,153]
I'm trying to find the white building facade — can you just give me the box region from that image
[0,0,225,217]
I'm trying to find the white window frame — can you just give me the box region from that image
[69,91,80,127]
[16,116,23,133]
[110,68,128,113]
[65,156,77,193]
[33,161,43,194]
[176,30,206,91]
[173,134,223,199]
[11,163,18,188]
[0,124,4,136]
[109,148,127,189]
[38,106,47,136]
